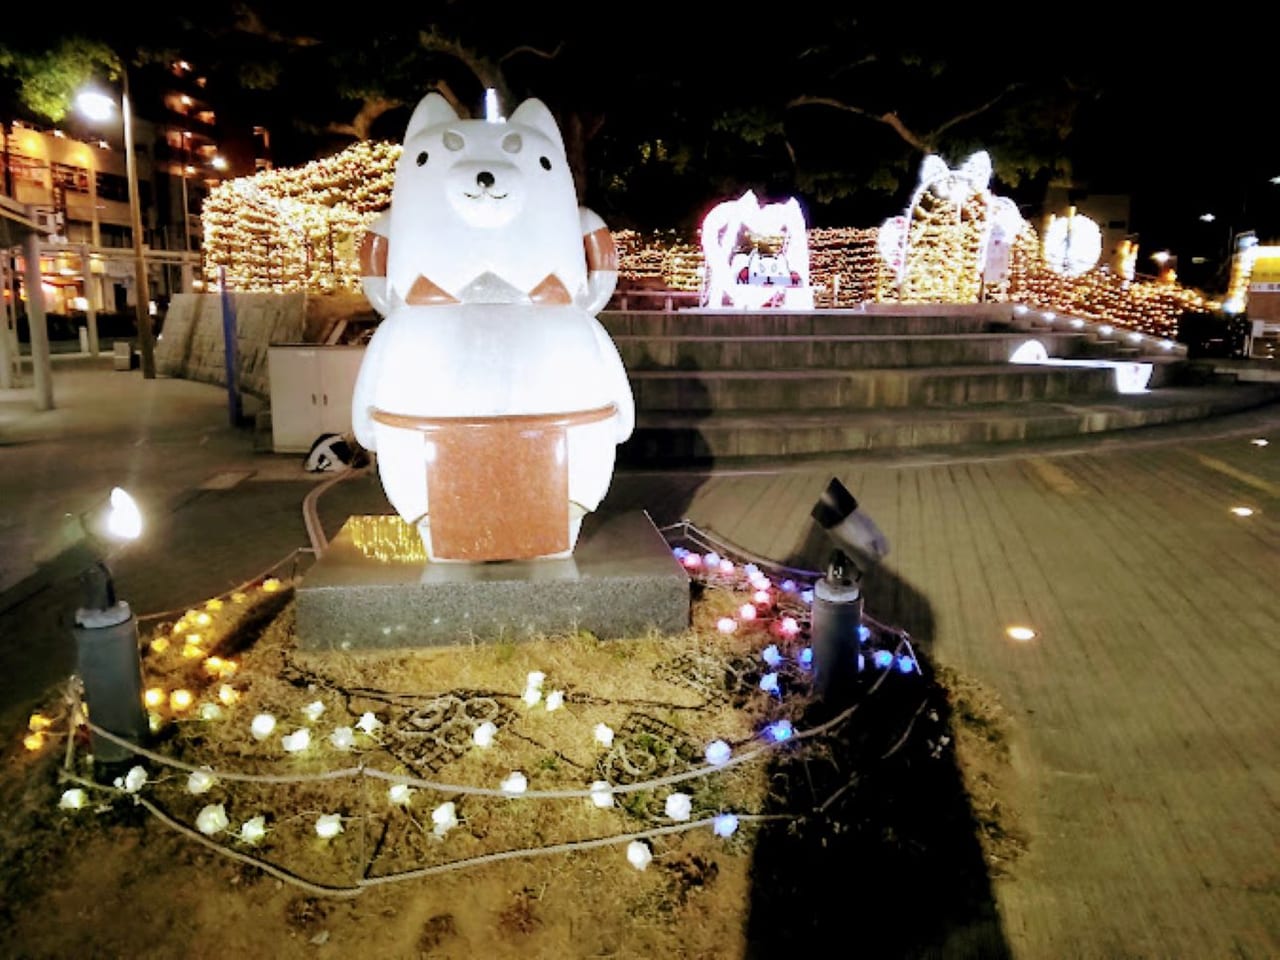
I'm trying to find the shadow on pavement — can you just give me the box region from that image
[739,513,1009,958]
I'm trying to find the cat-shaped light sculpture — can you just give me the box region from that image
[877,150,1025,303]
[701,190,813,309]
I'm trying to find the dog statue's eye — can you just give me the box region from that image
[416,151,428,166]
[539,156,552,171]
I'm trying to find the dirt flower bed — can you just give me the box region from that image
[1,566,1021,959]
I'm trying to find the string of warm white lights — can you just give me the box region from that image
[198,139,1215,332]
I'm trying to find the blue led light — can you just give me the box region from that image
[800,589,814,605]
[897,655,916,674]
[857,653,865,672]
[671,546,689,559]
[713,813,739,837]
[766,720,793,742]
[780,579,797,593]
[799,647,813,667]
[857,624,871,643]
[761,644,782,667]
[873,649,894,669]
[759,672,780,695]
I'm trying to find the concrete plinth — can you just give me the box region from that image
[295,510,690,650]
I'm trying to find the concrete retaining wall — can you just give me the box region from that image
[156,292,306,398]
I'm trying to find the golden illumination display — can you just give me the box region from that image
[348,514,428,563]
[23,732,45,751]
[201,142,1211,335]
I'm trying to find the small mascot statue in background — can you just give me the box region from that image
[351,92,635,562]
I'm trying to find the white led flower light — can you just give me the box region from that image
[315,814,343,839]
[329,727,355,751]
[388,783,414,806]
[302,701,325,722]
[59,788,87,810]
[250,713,277,740]
[198,703,224,721]
[545,690,564,712]
[473,721,497,747]
[121,766,147,794]
[500,771,528,795]
[626,840,653,871]
[356,712,381,734]
[713,813,739,838]
[239,815,267,845]
[196,804,229,836]
[186,769,216,795]
[664,793,692,821]
[594,723,614,747]
[431,801,458,836]
[281,728,311,753]
[522,686,542,707]
[590,780,614,808]
[705,740,731,766]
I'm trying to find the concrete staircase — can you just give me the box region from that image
[605,304,1280,464]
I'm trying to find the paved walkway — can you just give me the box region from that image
[1,358,1278,958]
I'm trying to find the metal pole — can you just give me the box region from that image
[219,265,240,425]
[81,243,99,357]
[180,132,191,253]
[21,230,54,410]
[0,254,13,388]
[122,69,156,379]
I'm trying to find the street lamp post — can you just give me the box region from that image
[180,131,191,253]
[120,70,156,379]
[78,71,155,378]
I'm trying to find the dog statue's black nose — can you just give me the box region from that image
[476,171,495,189]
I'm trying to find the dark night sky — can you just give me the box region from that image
[7,10,1278,291]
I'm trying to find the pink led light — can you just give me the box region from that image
[717,617,737,634]
[719,559,735,574]
[682,554,702,569]
[752,589,770,605]
[738,604,757,621]
[780,616,800,637]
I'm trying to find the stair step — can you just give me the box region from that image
[628,364,1118,411]
[617,384,1280,463]
[616,331,1094,370]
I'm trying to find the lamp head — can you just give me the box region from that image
[75,89,117,124]
[83,487,142,547]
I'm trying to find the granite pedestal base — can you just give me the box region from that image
[295,510,690,651]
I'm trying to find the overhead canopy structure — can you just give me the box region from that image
[0,195,53,403]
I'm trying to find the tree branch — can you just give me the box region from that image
[326,95,403,140]
[786,96,930,152]
[231,4,320,46]
[928,83,1023,140]
[498,43,564,65]
[418,28,506,105]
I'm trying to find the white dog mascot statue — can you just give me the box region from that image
[351,92,635,562]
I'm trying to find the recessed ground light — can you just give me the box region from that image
[1251,438,1269,447]
[1098,324,1113,336]
[1070,318,1084,328]
[1230,506,1256,517]
[1160,340,1175,350]
[1013,304,1029,315]
[1006,625,1037,641]
[1042,311,1056,321]
[1127,332,1143,343]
